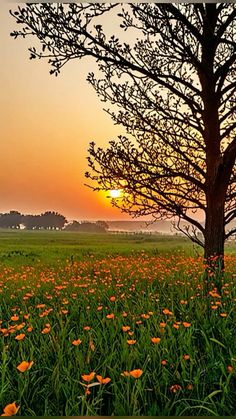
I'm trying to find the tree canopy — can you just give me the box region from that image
[10,4,236,264]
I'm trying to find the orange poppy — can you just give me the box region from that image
[15,333,25,341]
[72,339,82,346]
[170,384,182,393]
[17,361,34,373]
[96,375,111,384]
[182,322,191,328]
[106,313,115,319]
[127,339,136,345]
[183,354,190,360]
[130,369,143,378]
[1,402,19,416]
[122,326,130,332]
[10,315,19,322]
[81,372,95,382]
[151,337,161,344]
[163,309,173,315]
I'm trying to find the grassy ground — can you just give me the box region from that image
[0,230,236,416]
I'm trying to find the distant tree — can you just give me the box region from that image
[96,220,109,231]
[23,214,41,230]
[40,211,67,229]
[65,221,107,233]
[0,211,22,229]
[10,4,236,271]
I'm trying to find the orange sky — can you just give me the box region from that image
[0,2,135,221]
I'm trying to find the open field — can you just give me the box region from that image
[1,231,236,416]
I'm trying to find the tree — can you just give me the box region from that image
[10,4,236,270]
[0,211,22,229]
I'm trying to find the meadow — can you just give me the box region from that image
[0,230,236,416]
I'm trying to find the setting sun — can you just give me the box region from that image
[109,189,121,199]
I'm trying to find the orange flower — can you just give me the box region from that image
[15,333,25,341]
[109,296,116,302]
[130,369,143,378]
[173,323,179,330]
[97,306,103,311]
[183,354,190,360]
[161,359,167,365]
[83,326,91,331]
[41,326,50,334]
[160,322,166,327]
[106,313,114,319]
[17,361,34,373]
[27,326,33,333]
[127,339,136,345]
[220,313,227,317]
[186,383,193,390]
[122,326,130,332]
[96,375,111,384]
[151,337,161,344]
[1,402,19,416]
[163,309,173,315]
[182,322,191,328]
[227,365,234,373]
[81,372,95,382]
[170,384,182,393]
[10,315,19,322]
[72,339,82,346]
[121,371,130,377]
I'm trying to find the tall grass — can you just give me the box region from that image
[0,232,236,415]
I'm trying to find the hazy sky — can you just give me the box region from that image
[0,1,134,221]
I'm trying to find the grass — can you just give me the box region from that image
[0,230,236,416]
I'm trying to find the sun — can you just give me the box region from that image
[109,189,121,198]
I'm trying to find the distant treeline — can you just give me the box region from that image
[0,211,108,232]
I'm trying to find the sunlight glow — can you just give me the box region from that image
[109,189,121,199]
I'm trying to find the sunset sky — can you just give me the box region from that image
[0,2,134,221]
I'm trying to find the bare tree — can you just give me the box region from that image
[10,4,236,269]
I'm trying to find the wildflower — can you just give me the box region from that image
[127,339,136,345]
[183,354,190,360]
[97,306,103,311]
[122,326,130,332]
[96,375,111,384]
[227,365,234,373]
[72,339,82,346]
[106,313,115,319]
[220,313,227,317]
[81,372,95,382]
[182,322,191,328]
[10,315,19,322]
[121,371,130,377]
[163,309,173,315]
[109,296,116,302]
[1,402,19,416]
[161,359,167,365]
[27,326,33,332]
[173,323,179,330]
[83,326,91,331]
[41,325,50,334]
[130,369,143,378]
[170,384,182,393]
[17,361,33,373]
[186,383,193,390]
[15,333,25,341]
[151,337,161,344]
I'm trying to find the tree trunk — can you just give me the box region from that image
[204,195,225,291]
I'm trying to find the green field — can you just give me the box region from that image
[0,231,236,416]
